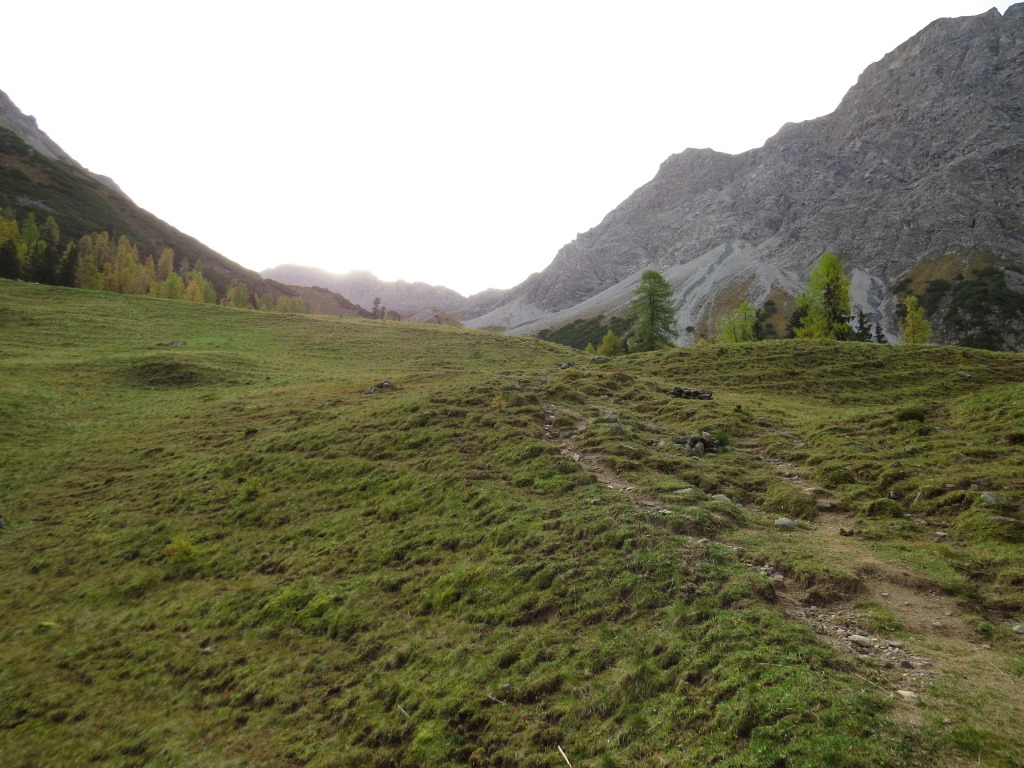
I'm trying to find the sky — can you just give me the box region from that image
[0,1,1013,296]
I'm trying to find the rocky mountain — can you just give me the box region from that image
[466,4,1024,350]
[260,265,468,315]
[0,88,292,301]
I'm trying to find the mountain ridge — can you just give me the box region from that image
[464,3,1024,349]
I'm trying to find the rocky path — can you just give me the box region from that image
[540,400,1024,724]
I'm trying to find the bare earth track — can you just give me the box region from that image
[540,398,1024,743]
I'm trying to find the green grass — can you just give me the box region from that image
[3,282,1024,766]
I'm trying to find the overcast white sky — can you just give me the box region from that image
[0,1,1012,296]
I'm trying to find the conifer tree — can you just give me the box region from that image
[795,253,852,340]
[0,239,19,279]
[223,279,251,309]
[156,248,175,281]
[161,271,185,300]
[184,267,217,304]
[899,295,932,344]
[596,328,623,356]
[718,301,758,343]
[853,308,873,341]
[628,270,677,351]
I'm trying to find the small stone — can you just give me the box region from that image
[934,532,949,542]
[590,356,610,363]
[978,492,1003,508]
[1012,624,1024,634]
[880,592,890,598]
[888,640,904,648]
[774,517,798,531]
[900,660,914,669]
[896,690,918,701]
[850,634,873,648]
[816,499,832,509]
[931,620,944,628]
[558,362,575,369]
[712,494,731,504]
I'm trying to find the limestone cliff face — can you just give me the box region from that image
[467,4,1024,346]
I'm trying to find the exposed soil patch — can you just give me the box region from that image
[541,398,1023,725]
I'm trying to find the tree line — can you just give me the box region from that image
[0,210,308,313]
[580,254,932,356]
[718,252,931,345]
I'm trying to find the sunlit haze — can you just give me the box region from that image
[0,1,1012,296]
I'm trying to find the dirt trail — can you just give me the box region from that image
[541,400,1023,716]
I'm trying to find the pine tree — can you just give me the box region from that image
[0,239,19,279]
[899,295,932,344]
[161,272,186,300]
[596,329,623,357]
[184,267,217,304]
[584,342,596,355]
[874,322,888,344]
[628,270,677,351]
[853,308,873,341]
[795,253,852,340]
[223,279,250,309]
[718,301,758,343]
[156,248,176,281]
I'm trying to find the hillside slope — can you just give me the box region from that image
[467,4,1024,349]
[0,88,288,300]
[2,279,1023,766]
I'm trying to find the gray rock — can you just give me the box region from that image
[774,517,798,531]
[978,492,1003,508]
[957,370,973,379]
[1012,624,1024,634]
[464,7,1024,351]
[850,635,873,648]
[590,356,610,363]
[712,494,732,504]
[558,362,575,369]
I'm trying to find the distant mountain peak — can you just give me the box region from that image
[260,264,467,314]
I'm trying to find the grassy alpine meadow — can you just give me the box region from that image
[1,280,1023,767]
